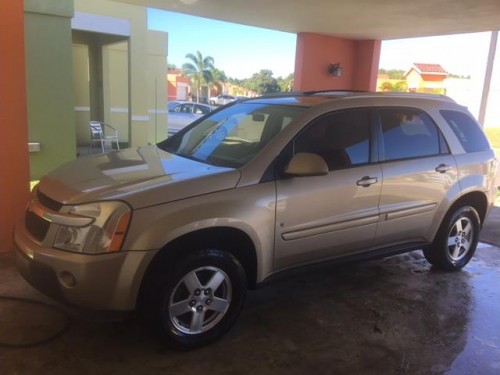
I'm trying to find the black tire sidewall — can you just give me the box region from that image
[158,249,246,349]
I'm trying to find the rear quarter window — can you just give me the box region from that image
[440,110,490,153]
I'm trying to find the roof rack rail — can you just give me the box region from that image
[257,89,367,98]
[303,89,369,95]
[350,91,456,102]
[256,90,455,103]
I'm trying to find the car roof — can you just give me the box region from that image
[243,90,456,107]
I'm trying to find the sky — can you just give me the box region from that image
[147,8,296,78]
[147,8,499,125]
[148,8,498,80]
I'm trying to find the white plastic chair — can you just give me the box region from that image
[89,121,120,154]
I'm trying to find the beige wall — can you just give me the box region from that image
[73,0,167,147]
[103,41,130,143]
[72,43,92,145]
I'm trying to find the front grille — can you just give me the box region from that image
[25,210,50,242]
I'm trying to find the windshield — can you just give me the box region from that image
[158,102,307,168]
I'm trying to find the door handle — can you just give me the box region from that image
[435,164,451,173]
[357,176,378,187]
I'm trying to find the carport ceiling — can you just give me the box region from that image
[115,0,500,40]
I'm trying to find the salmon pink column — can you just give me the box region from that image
[0,0,30,251]
[294,33,381,92]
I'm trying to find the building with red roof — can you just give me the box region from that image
[404,63,449,94]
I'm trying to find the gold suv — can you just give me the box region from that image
[15,91,498,349]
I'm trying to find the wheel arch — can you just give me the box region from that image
[446,191,489,228]
[137,227,258,309]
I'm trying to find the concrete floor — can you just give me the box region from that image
[1,207,499,374]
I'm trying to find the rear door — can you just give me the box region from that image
[374,107,458,246]
[274,108,382,270]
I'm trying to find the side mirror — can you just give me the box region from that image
[284,153,328,177]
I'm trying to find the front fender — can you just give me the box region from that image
[123,182,277,282]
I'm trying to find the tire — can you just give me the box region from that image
[144,249,246,350]
[423,206,480,271]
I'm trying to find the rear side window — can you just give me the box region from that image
[440,110,490,153]
[379,108,443,161]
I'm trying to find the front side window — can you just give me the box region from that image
[440,110,490,153]
[159,103,307,168]
[380,108,442,161]
[294,109,371,170]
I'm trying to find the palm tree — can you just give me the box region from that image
[209,68,228,96]
[182,51,215,102]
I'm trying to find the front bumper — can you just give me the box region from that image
[14,225,157,311]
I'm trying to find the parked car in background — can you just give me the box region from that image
[15,91,498,350]
[167,102,215,135]
[209,94,236,106]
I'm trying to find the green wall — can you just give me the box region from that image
[24,0,76,180]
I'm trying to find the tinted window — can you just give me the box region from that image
[380,108,441,161]
[440,110,490,152]
[295,109,370,170]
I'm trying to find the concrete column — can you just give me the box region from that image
[478,31,498,126]
[0,0,30,251]
[294,33,381,92]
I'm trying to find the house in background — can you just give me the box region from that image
[167,69,190,101]
[404,63,448,94]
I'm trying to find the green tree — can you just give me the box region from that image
[379,69,405,80]
[379,80,407,92]
[182,51,215,102]
[244,69,280,94]
[277,73,294,92]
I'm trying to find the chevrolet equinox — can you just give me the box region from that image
[15,91,498,349]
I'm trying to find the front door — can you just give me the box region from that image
[274,109,382,270]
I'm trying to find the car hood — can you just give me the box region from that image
[37,146,240,209]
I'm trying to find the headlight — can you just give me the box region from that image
[54,201,131,254]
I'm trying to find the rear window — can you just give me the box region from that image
[379,108,444,161]
[440,110,490,153]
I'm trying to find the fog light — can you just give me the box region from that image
[59,271,77,288]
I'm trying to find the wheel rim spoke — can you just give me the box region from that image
[451,245,462,260]
[183,271,202,294]
[209,297,230,313]
[462,239,471,251]
[447,236,457,247]
[170,299,192,317]
[206,270,226,291]
[190,310,205,332]
[462,221,472,237]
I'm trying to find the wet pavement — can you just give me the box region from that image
[1,236,499,374]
